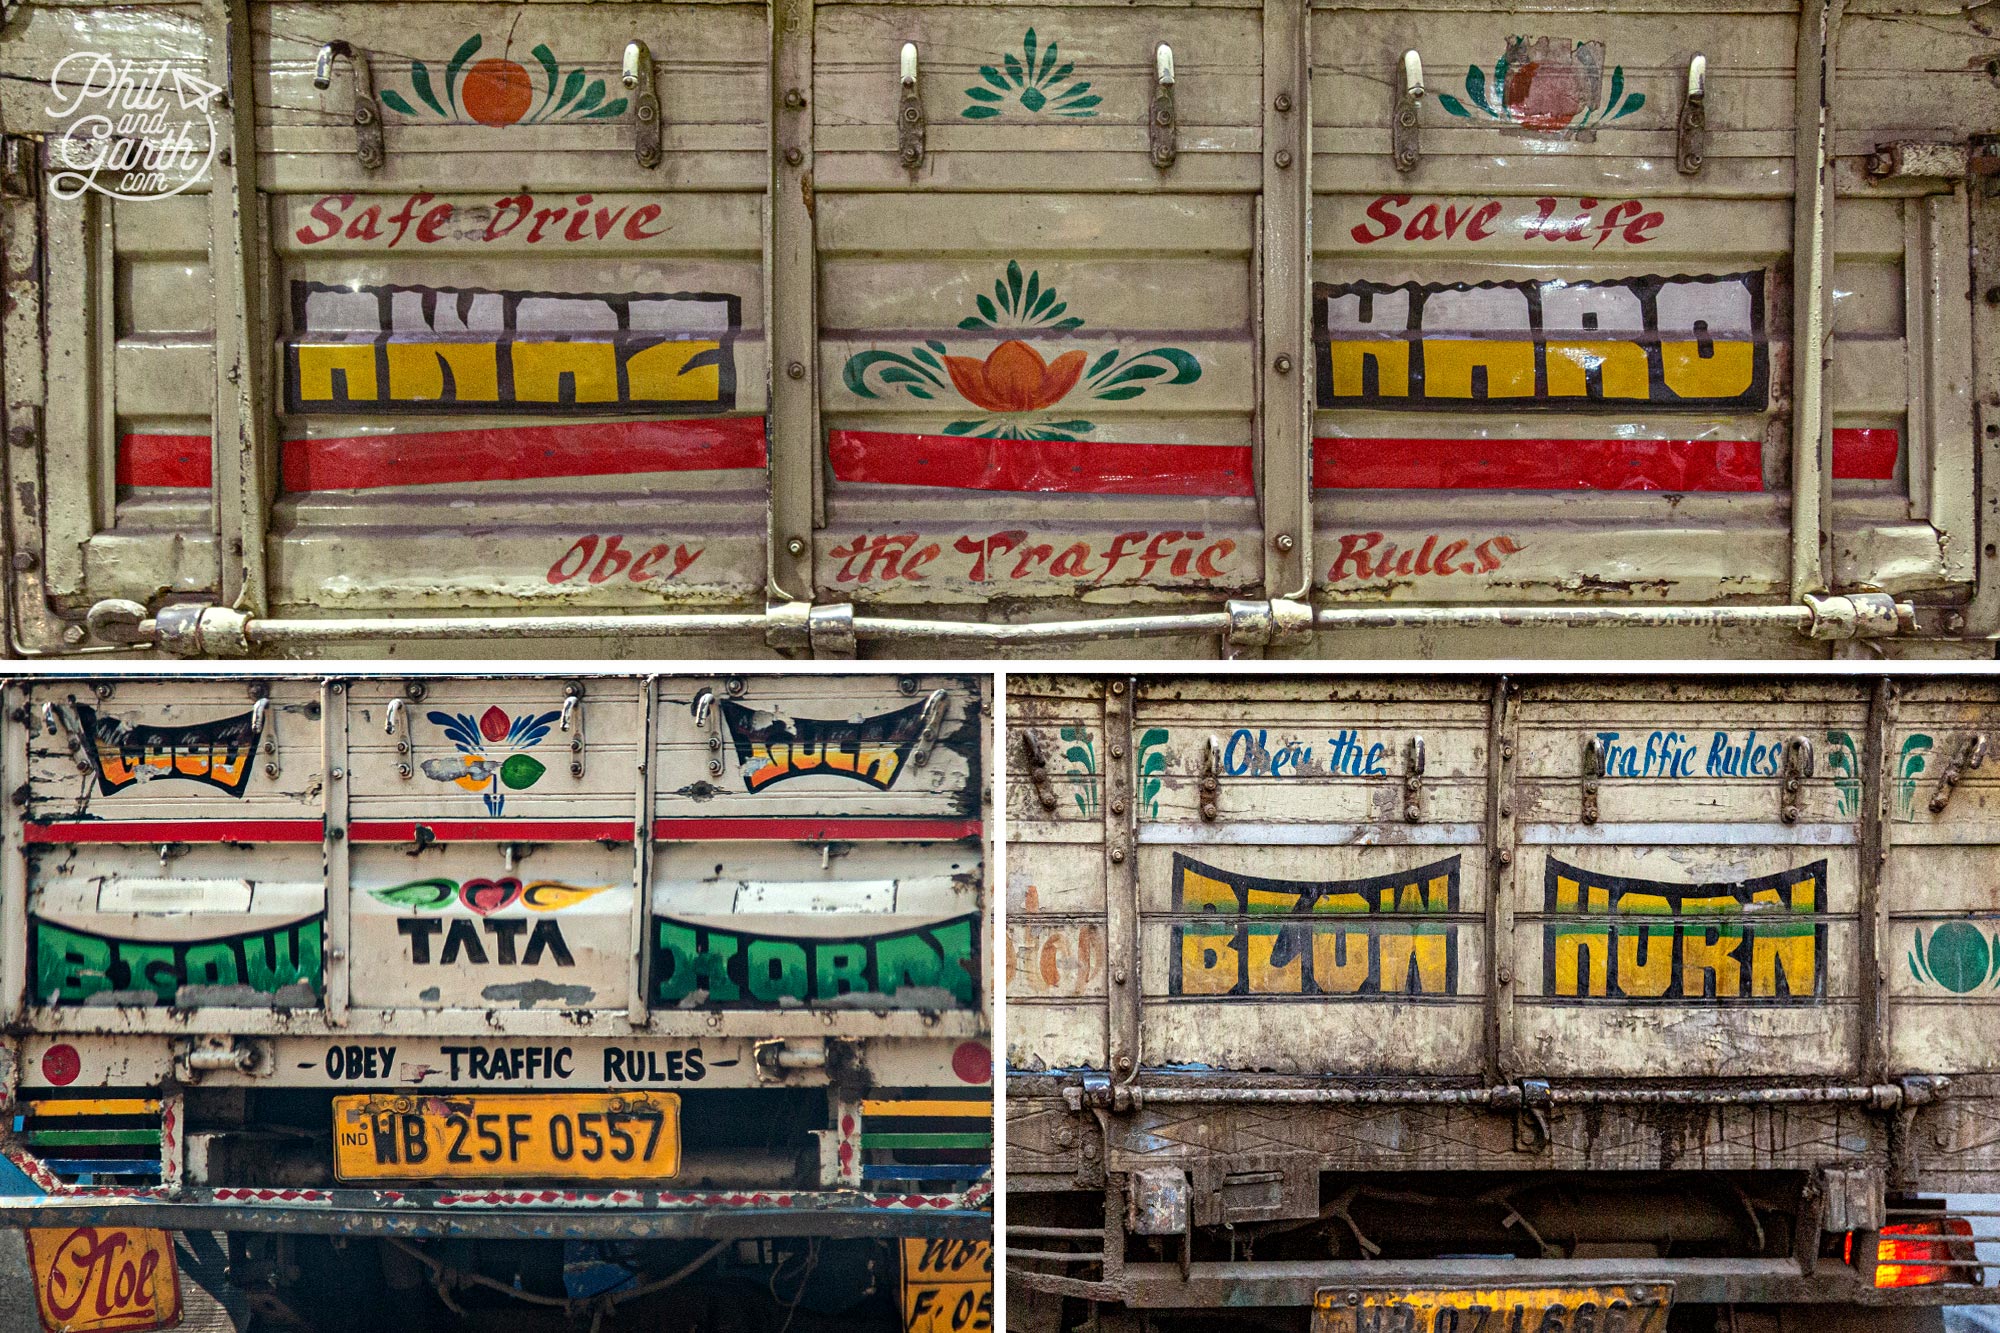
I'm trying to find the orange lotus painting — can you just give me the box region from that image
[945,341,1088,414]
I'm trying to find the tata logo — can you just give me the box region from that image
[1544,858,1824,1003]
[720,698,927,792]
[1170,854,1461,998]
[1315,272,1768,411]
[75,705,263,798]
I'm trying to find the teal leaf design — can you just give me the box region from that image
[1605,65,1625,120]
[1085,350,1118,381]
[965,31,1099,119]
[409,60,446,117]
[1094,387,1148,401]
[444,35,482,113]
[379,88,418,117]
[981,67,1009,92]
[582,98,629,119]
[532,44,560,100]
[942,419,990,436]
[975,294,998,323]
[842,348,946,399]
[1006,260,1024,309]
[965,87,1004,103]
[962,105,1001,119]
[1491,56,1508,113]
[1436,92,1469,118]
[555,68,586,113]
[1004,54,1025,84]
[573,79,608,115]
[1465,63,1486,111]
[1614,91,1645,119]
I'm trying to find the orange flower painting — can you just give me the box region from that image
[944,341,1088,414]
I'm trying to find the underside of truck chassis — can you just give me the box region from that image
[1006,1074,1997,1332]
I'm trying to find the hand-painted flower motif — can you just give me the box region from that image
[1436,38,1643,138]
[371,878,610,915]
[963,29,1099,119]
[1909,920,2000,994]
[946,342,1087,414]
[842,262,1201,442]
[377,37,628,127]
[423,706,562,815]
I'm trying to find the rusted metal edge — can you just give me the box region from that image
[0,1195,992,1241]
[83,595,1917,656]
[1109,1079,1944,1108]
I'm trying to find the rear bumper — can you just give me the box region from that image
[0,1180,993,1241]
[1012,1258,1989,1309]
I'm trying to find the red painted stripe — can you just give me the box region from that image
[24,820,323,844]
[117,435,212,488]
[347,819,635,843]
[653,817,982,842]
[118,420,767,491]
[829,430,1254,496]
[1312,436,1765,491]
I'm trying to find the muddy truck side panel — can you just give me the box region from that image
[2,1,1999,659]
[1006,673,2000,1321]
[0,672,991,1250]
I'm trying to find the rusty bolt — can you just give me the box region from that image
[708,757,724,776]
[61,625,86,645]
[1112,797,1126,814]
[785,88,806,108]
[786,537,807,557]
[329,827,344,842]
[1115,1055,1132,1072]
[1273,355,1293,374]
[217,148,232,166]
[1109,845,1125,863]
[1275,533,1295,553]
[785,147,803,165]
[1404,803,1420,820]
[8,426,35,448]
[1498,848,1513,865]
[1039,793,1057,811]
[1200,801,1217,820]
[1783,805,1799,823]
[787,361,807,380]
[1499,799,1512,817]
[1500,739,1514,759]
[1113,966,1127,985]
[1110,680,1125,695]
[1946,611,1967,635]
[1273,92,1292,112]
[11,551,35,572]
[264,763,278,778]
[1274,149,1293,168]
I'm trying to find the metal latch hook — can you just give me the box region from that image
[623,41,662,169]
[1677,53,1707,175]
[1150,44,1178,169]
[1404,735,1427,823]
[561,683,586,779]
[1199,734,1221,822]
[898,42,926,169]
[911,689,949,768]
[385,698,412,780]
[313,41,384,170]
[691,688,714,730]
[1581,734,1604,826]
[1393,49,1425,173]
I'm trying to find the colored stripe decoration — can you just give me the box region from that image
[119,419,767,491]
[24,819,324,845]
[17,1090,163,1187]
[828,429,1900,493]
[652,818,982,842]
[857,1092,993,1189]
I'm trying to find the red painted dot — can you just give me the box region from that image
[952,1041,991,1084]
[40,1044,80,1086]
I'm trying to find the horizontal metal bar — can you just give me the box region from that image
[87,594,1914,657]
[1520,822,1857,846]
[1007,1225,1107,1239]
[1008,1247,1104,1264]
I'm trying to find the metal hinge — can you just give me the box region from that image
[624,41,662,169]
[910,688,949,768]
[1676,54,1707,175]
[1199,734,1221,822]
[1392,50,1424,173]
[561,682,587,779]
[898,42,925,170]
[764,600,857,658]
[1581,735,1603,826]
[1022,730,1058,813]
[1224,597,1314,651]
[0,135,38,198]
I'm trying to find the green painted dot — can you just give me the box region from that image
[499,753,546,791]
[1925,920,1992,994]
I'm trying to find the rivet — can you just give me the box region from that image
[1110,745,1124,759]
[785,146,803,165]
[786,537,807,556]
[1274,149,1292,168]
[1110,681,1126,695]
[1273,92,1292,112]
[1109,846,1125,863]
[785,88,806,108]
[787,361,807,380]
[62,625,86,645]
[11,552,36,572]
[1273,355,1293,374]
[1112,797,1126,814]
[1498,848,1513,865]
[1275,533,1295,553]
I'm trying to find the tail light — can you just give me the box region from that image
[1872,1217,1979,1287]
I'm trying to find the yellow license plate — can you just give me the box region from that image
[332,1092,680,1183]
[1313,1284,1672,1333]
[900,1238,993,1333]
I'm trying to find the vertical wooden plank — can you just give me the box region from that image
[1920,189,1977,582]
[204,0,272,614]
[1487,676,1518,1081]
[1260,0,1311,604]
[39,189,92,600]
[1860,676,1892,1081]
[1789,0,1837,601]
[1103,677,1139,1082]
[630,675,660,1020]
[323,676,350,1021]
[768,0,819,608]
[0,680,27,1024]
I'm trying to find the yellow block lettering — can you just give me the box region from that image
[1378,928,1449,994]
[294,343,379,403]
[1181,868,1238,914]
[1245,928,1301,993]
[625,339,724,403]
[511,341,621,403]
[1310,926,1371,994]
[1179,931,1239,995]
[385,341,501,402]
[1662,339,1756,400]
[1324,340,1411,399]
[1544,340,1652,399]
[1420,340,1537,400]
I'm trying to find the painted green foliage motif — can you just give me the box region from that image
[843,262,1202,441]
[1060,725,1098,816]
[378,37,629,126]
[1436,38,1643,135]
[1897,734,1935,819]
[1137,728,1170,820]
[1826,731,1861,818]
[964,29,1099,119]
[1909,921,2000,993]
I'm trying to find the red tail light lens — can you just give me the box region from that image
[1874,1217,1978,1288]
